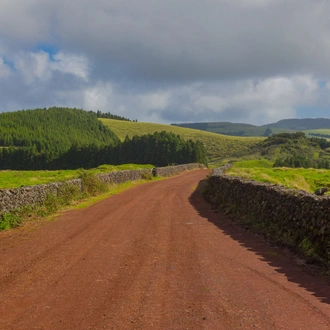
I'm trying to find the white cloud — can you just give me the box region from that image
[52,52,90,82]
[83,82,114,112]
[139,75,318,124]
[12,50,90,84]
[139,92,171,110]
[14,51,51,84]
[231,76,318,109]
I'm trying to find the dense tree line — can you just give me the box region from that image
[0,131,207,170]
[309,137,330,150]
[308,132,330,139]
[116,131,206,167]
[95,110,136,122]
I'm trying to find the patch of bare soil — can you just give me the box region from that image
[0,169,329,329]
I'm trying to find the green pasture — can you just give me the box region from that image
[304,129,330,140]
[0,164,153,189]
[100,118,263,161]
[304,129,330,135]
[227,159,330,193]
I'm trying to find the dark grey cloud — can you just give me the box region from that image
[0,0,330,124]
[51,0,330,82]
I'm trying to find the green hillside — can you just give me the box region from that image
[0,108,208,169]
[100,119,263,161]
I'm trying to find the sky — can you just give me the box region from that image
[1,0,330,125]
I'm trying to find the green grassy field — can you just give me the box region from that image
[100,119,263,161]
[304,129,330,135]
[303,129,330,139]
[227,159,330,193]
[0,164,153,189]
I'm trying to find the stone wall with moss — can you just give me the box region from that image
[204,165,330,264]
[0,164,202,215]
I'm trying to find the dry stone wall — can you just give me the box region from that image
[0,164,202,216]
[97,169,153,184]
[0,180,82,215]
[205,165,330,264]
[152,163,205,177]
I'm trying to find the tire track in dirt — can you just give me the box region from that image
[0,169,330,329]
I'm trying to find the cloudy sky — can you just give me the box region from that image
[1,0,330,125]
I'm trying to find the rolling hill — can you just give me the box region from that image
[100,118,263,162]
[172,118,330,137]
[0,107,264,167]
[264,118,330,130]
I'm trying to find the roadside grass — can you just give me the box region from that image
[0,164,154,189]
[227,162,330,193]
[100,118,263,161]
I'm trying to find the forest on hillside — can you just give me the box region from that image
[0,107,120,156]
[0,107,207,169]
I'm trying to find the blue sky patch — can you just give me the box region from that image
[35,43,59,61]
[3,57,15,71]
[318,80,328,89]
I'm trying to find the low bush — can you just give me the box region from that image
[141,171,153,180]
[78,170,108,196]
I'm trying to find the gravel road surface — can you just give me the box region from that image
[0,169,330,329]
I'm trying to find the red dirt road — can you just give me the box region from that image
[0,169,330,329]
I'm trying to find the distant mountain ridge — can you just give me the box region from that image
[263,118,330,130]
[172,118,330,137]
